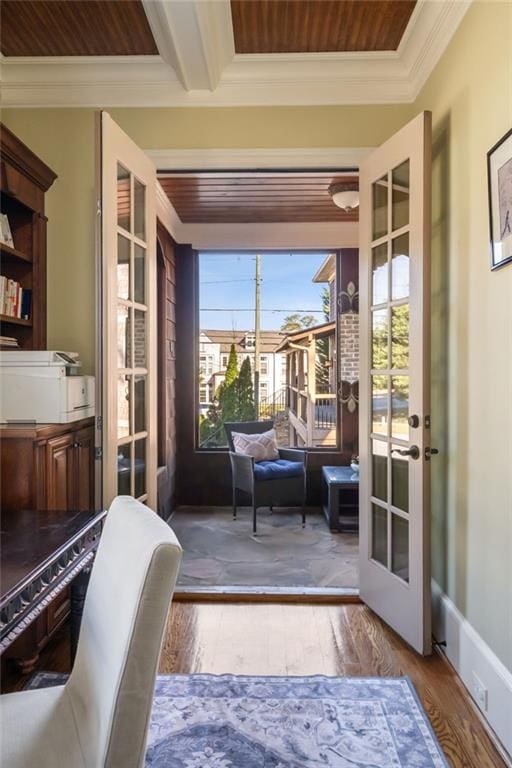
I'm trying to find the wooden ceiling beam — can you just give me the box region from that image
[141,0,234,90]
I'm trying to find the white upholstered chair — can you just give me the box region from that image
[0,496,182,768]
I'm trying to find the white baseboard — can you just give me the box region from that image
[432,582,512,761]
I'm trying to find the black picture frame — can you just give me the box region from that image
[487,127,512,270]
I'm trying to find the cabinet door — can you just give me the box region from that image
[74,427,95,510]
[47,434,75,510]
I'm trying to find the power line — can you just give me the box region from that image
[201,308,324,313]
[201,279,255,284]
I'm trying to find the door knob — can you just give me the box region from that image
[425,447,439,460]
[391,446,420,460]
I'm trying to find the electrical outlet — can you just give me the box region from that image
[472,672,488,711]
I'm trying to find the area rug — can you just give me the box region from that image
[27,672,448,767]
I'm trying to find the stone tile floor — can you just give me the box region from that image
[170,507,359,589]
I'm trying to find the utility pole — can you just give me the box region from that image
[254,253,261,418]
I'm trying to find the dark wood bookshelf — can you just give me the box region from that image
[0,241,32,264]
[0,123,57,349]
[0,314,32,327]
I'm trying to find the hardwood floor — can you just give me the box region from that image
[2,602,508,767]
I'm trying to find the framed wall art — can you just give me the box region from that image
[487,127,512,270]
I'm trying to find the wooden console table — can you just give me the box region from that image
[0,508,106,668]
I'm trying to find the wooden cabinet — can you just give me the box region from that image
[75,427,95,511]
[0,418,95,513]
[47,433,76,510]
[0,418,95,671]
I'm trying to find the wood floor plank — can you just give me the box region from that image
[1,602,508,768]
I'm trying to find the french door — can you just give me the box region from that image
[99,112,157,510]
[359,112,433,655]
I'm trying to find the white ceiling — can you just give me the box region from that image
[1,0,471,108]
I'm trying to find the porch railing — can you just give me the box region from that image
[287,386,336,446]
[257,386,287,419]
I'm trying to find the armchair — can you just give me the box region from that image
[225,420,307,535]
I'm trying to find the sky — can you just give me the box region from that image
[199,251,329,332]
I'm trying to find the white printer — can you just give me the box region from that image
[0,351,95,423]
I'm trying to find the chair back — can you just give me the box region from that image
[66,496,182,768]
[224,420,274,451]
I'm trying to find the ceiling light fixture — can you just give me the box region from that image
[329,181,359,212]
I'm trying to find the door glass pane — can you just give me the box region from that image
[392,446,409,513]
[117,164,131,232]
[391,376,409,440]
[117,442,131,495]
[392,513,409,582]
[134,375,146,434]
[372,309,388,369]
[372,175,388,240]
[392,160,410,231]
[372,504,388,567]
[391,304,409,369]
[372,440,388,502]
[134,309,146,368]
[372,376,388,435]
[134,244,146,304]
[117,374,131,438]
[117,235,130,300]
[391,233,410,300]
[372,243,388,305]
[134,178,146,241]
[134,439,146,498]
[117,305,131,369]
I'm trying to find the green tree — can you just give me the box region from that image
[322,286,331,322]
[224,343,239,385]
[316,338,330,392]
[281,313,317,332]
[315,287,332,392]
[372,305,409,397]
[217,343,239,423]
[237,356,255,421]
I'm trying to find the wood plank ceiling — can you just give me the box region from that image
[0,0,157,56]
[231,0,416,53]
[159,173,359,223]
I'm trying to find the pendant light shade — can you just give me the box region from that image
[329,181,359,212]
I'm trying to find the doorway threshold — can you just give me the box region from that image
[174,586,361,603]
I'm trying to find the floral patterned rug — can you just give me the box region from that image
[28,673,448,767]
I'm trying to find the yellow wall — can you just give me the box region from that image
[413,0,512,669]
[1,105,411,373]
[2,0,511,669]
[1,110,97,371]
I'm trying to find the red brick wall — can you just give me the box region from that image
[339,312,359,383]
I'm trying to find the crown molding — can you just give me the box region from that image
[0,0,471,108]
[401,0,472,96]
[147,147,372,171]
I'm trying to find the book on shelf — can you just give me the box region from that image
[0,335,19,348]
[0,214,14,248]
[0,276,32,320]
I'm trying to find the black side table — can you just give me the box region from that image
[322,466,359,532]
